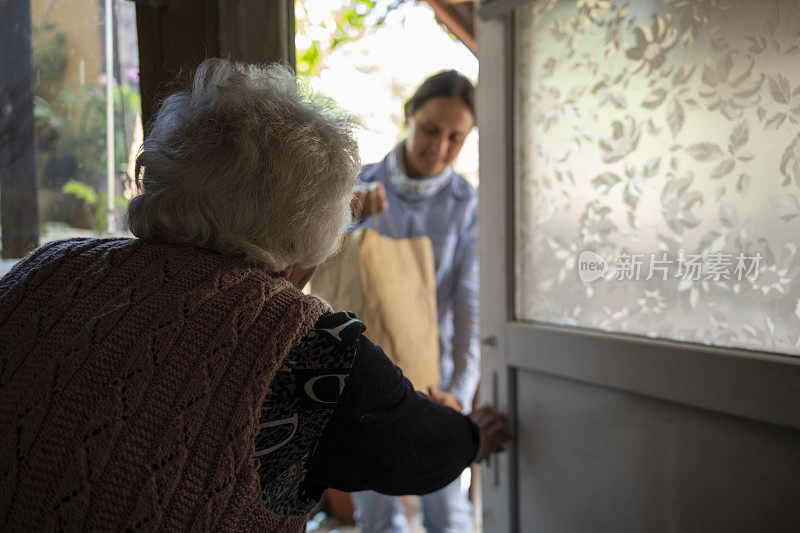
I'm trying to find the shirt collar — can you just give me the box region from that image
[385,142,454,202]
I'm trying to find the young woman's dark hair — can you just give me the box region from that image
[404,69,475,121]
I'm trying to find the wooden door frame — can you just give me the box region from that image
[135,0,296,132]
[477,9,517,533]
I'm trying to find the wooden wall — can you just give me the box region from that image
[135,0,295,131]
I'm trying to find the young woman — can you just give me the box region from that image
[351,70,481,533]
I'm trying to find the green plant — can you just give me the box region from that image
[32,21,141,187]
[46,83,141,181]
[62,179,127,234]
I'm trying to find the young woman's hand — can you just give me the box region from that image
[469,405,513,463]
[351,182,388,220]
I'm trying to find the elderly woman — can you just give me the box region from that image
[0,59,509,532]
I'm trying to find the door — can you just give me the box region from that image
[476,1,800,531]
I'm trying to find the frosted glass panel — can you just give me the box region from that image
[515,0,800,355]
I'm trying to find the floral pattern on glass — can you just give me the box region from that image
[515,0,800,355]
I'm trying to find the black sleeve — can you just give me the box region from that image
[302,334,480,496]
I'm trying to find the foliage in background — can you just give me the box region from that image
[295,0,409,77]
[34,82,140,182]
[31,22,141,234]
[62,180,127,234]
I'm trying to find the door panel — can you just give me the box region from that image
[476,1,800,531]
[516,369,800,532]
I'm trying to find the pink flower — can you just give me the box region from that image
[96,73,117,88]
[124,66,140,85]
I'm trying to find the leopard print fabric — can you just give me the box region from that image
[254,311,364,515]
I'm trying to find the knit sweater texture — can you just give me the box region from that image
[0,238,329,531]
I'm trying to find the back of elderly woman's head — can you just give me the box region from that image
[128,58,360,271]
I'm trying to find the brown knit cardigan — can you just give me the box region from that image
[0,238,329,531]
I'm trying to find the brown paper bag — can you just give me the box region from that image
[308,228,364,314]
[311,228,440,392]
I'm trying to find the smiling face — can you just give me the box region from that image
[403,96,474,179]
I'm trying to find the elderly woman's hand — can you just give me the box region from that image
[352,182,388,220]
[469,405,513,463]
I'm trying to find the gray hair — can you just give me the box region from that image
[128,58,360,271]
